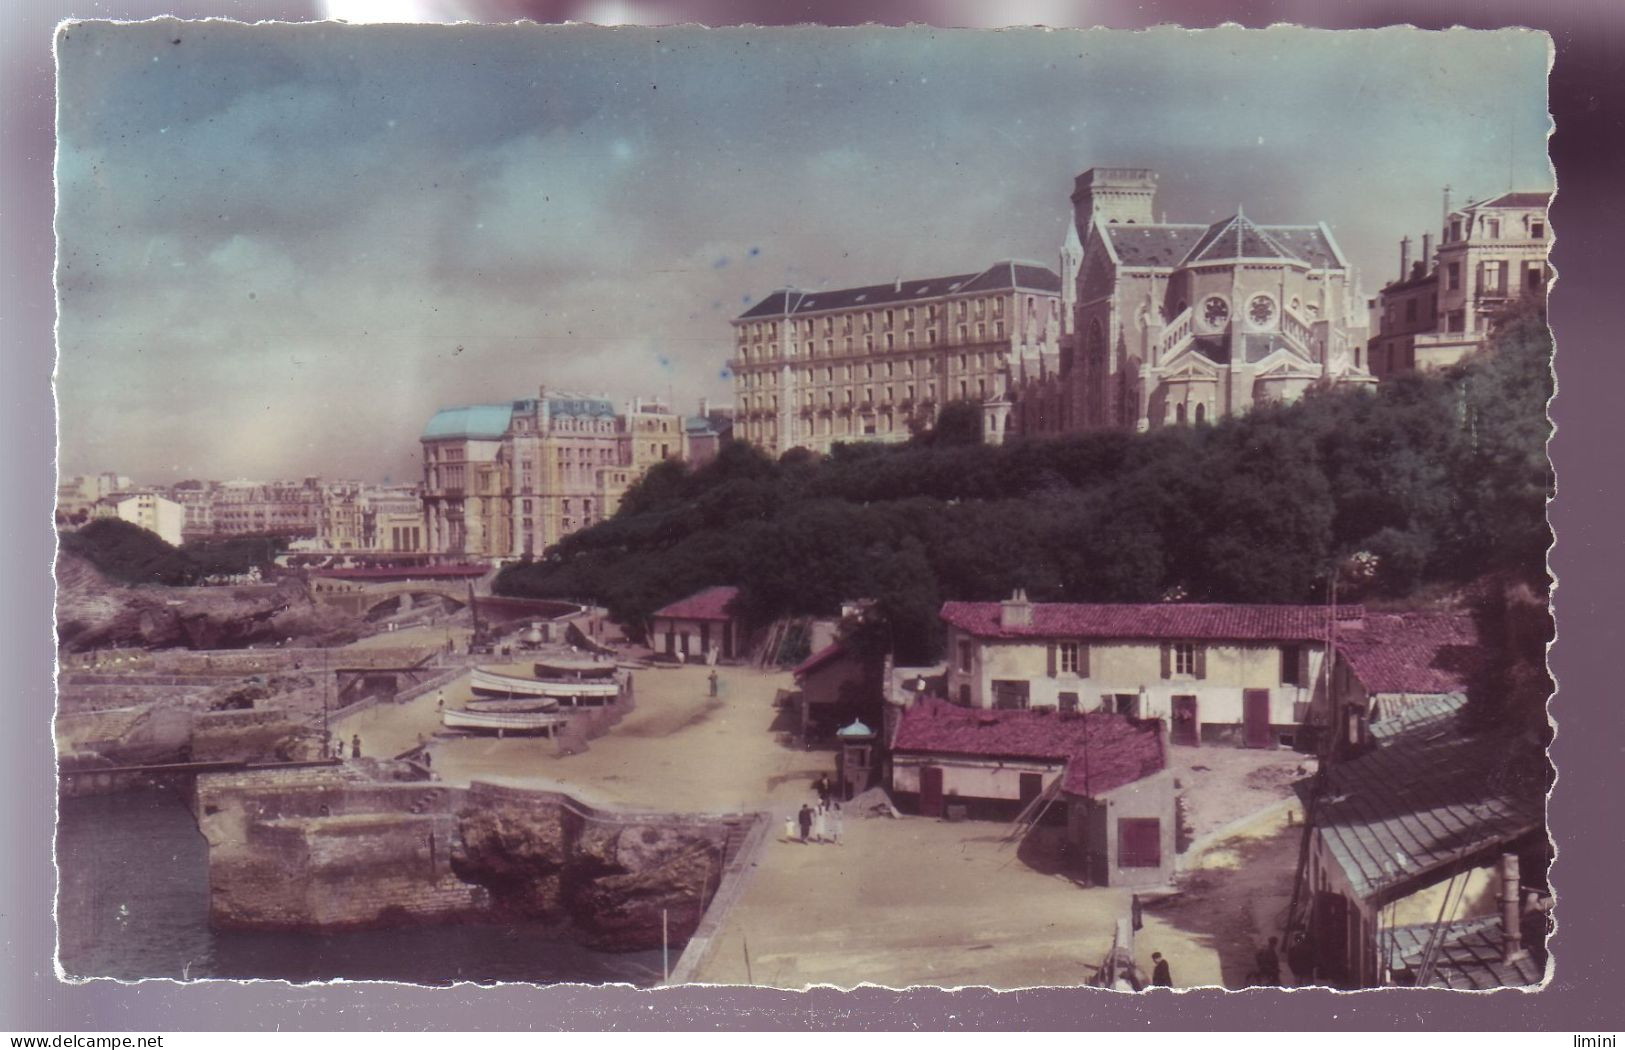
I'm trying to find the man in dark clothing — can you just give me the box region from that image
[797,804,814,843]
[351,734,362,759]
[1150,952,1173,988]
[1255,936,1281,985]
[815,774,832,805]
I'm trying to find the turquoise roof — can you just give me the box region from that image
[837,719,875,738]
[421,404,514,441]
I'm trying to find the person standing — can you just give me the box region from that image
[1150,952,1173,988]
[815,774,832,806]
[1255,936,1282,985]
[797,803,814,844]
[812,801,828,843]
[828,801,844,845]
[708,670,719,697]
[351,733,362,759]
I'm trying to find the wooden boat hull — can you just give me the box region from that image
[464,697,559,714]
[441,708,570,734]
[471,667,620,701]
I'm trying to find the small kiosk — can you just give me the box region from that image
[835,718,877,801]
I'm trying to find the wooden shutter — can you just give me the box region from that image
[1194,645,1207,680]
[1047,643,1057,678]
[1078,643,1090,678]
[1118,817,1162,868]
[1280,646,1294,686]
[1299,647,1312,689]
[1160,643,1171,679]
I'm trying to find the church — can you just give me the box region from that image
[992,168,1375,440]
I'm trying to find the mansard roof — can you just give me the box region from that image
[736,260,1060,320]
[1475,190,1552,210]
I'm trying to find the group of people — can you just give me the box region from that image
[786,773,845,845]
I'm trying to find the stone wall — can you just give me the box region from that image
[196,769,742,950]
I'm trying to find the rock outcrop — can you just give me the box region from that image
[197,772,734,952]
[55,552,365,653]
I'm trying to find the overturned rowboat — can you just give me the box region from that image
[470,666,621,705]
[441,707,570,735]
[464,696,560,714]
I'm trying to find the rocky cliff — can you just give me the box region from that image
[197,771,735,952]
[56,551,365,652]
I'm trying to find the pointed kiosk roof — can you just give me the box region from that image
[1183,208,1300,264]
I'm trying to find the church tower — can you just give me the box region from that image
[1070,167,1158,232]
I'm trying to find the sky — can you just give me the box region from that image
[54,21,1553,484]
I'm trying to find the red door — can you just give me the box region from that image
[919,766,944,818]
[1172,695,1199,746]
[1244,689,1273,748]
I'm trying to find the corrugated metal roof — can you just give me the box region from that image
[1385,917,1544,989]
[420,404,514,440]
[1314,695,1546,903]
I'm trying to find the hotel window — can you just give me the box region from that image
[958,325,968,343]
[959,380,968,398]
[975,299,986,318]
[885,309,895,327]
[865,363,874,379]
[865,335,874,352]
[824,317,834,334]
[1487,219,1501,239]
[1531,221,1545,239]
[885,361,894,377]
[864,313,873,332]
[825,367,834,381]
[957,301,967,319]
[806,341,814,356]
[995,320,1004,339]
[976,322,986,341]
[1447,263,1461,290]
[845,337,853,352]
[958,354,967,370]
[825,339,834,355]
[844,365,853,380]
[885,332,894,350]
[905,331,915,348]
[993,298,1004,317]
[928,330,938,346]
[905,307,915,324]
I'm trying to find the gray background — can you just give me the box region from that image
[4,0,1621,1031]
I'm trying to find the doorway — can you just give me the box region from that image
[919,766,944,818]
[1172,695,1199,746]
[1244,689,1273,748]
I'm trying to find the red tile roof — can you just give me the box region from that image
[651,585,741,622]
[794,641,848,679]
[940,601,1358,643]
[893,699,1165,797]
[1334,613,1483,696]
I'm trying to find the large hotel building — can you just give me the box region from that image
[730,262,1064,455]
[734,166,1382,452]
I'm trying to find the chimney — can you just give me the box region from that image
[999,588,1033,629]
[1421,233,1433,271]
[1500,852,1525,961]
[699,397,710,417]
[1399,236,1412,283]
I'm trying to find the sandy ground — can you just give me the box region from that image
[1168,745,1312,840]
[340,623,473,652]
[333,662,832,813]
[1156,802,1306,987]
[693,815,1227,990]
[330,652,1305,988]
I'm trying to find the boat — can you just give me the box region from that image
[441,707,570,735]
[471,666,621,704]
[464,696,560,714]
[532,657,618,681]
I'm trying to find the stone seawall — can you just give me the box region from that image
[196,767,755,951]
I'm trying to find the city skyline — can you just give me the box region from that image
[55,23,1552,482]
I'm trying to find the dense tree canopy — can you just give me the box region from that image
[59,519,287,586]
[499,308,1553,663]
